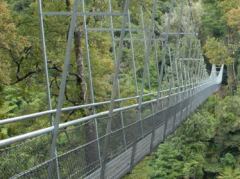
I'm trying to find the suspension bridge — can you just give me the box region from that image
[0,0,223,178]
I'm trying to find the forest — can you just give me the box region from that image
[125,89,240,178]
[124,0,240,178]
[0,0,240,178]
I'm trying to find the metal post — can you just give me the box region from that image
[178,57,184,101]
[37,0,53,122]
[128,10,139,97]
[82,0,102,169]
[188,38,194,97]
[166,48,174,107]
[182,40,190,99]
[127,10,141,161]
[140,7,156,131]
[141,7,152,91]
[100,1,130,178]
[159,11,171,110]
[168,47,177,131]
[192,41,198,94]
[136,0,158,154]
[140,6,158,140]
[176,0,184,101]
[174,49,180,103]
[150,36,162,152]
[165,0,176,107]
[108,0,127,149]
[37,1,55,178]
[49,1,80,178]
[129,141,137,171]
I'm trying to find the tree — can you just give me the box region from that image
[203,37,233,64]
[0,1,30,85]
[200,0,227,40]
[218,0,240,13]
[0,0,34,120]
[217,167,240,179]
[226,8,240,32]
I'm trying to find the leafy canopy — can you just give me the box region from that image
[203,37,233,64]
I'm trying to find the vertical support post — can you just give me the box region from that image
[38,1,55,178]
[176,49,183,101]
[127,10,139,97]
[150,36,162,152]
[183,60,189,99]
[108,0,127,149]
[129,141,137,171]
[127,10,141,159]
[127,8,142,169]
[159,41,166,109]
[188,38,194,97]
[181,40,189,99]
[100,1,130,178]
[192,41,198,95]
[37,0,53,122]
[180,62,185,101]
[135,0,158,158]
[175,0,184,102]
[159,11,171,109]
[196,59,203,86]
[197,41,203,85]
[139,4,157,137]
[174,49,180,103]
[195,40,202,85]
[177,43,183,98]
[171,53,176,96]
[140,7,152,91]
[166,46,174,107]
[168,47,177,131]
[164,0,176,108]
[140,7,154,121]
[49,1,79,178]
[82,0,102,168]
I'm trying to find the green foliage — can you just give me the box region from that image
[220,153,236,167]
[200,0,227,39]
[217,167,240,179]
[126,88,240,179]
[1,0,240,178]
[201,0,240,86]
[226,8,240,32]
[204,37,233,64]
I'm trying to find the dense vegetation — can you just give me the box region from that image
[201,0,240,90]
[0,0,173,138]
[1,0,239,136]
[125,0,240,178]
[125,88,240,179]
[1,0,240,178]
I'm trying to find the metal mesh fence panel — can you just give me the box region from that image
[0,133,52,179]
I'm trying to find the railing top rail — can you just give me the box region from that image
[0,83,196,125]
[0,79,216,148]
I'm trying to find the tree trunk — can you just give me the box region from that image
[74,30,98,169]
[66,0,98,170]
[66,0,71,11]
[66,0,98,171]
[74,30,86,102]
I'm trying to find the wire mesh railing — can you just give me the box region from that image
[0,73,223,178]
